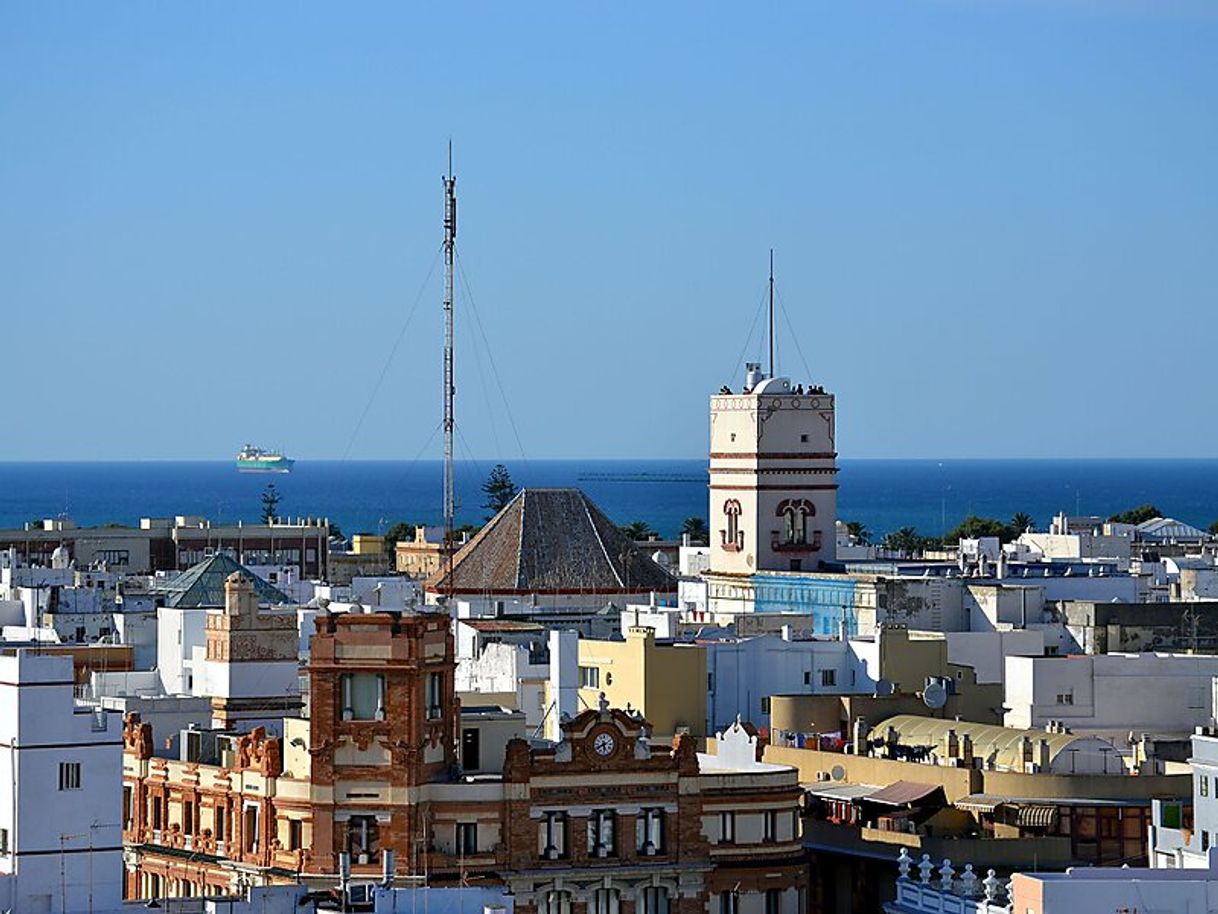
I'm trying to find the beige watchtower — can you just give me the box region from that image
[709,363,838,576]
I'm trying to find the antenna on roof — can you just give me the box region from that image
[768,249,775,378]
[442,142,457,603]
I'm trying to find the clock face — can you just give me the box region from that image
[592,731,617,757]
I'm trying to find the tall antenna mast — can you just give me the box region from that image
[768,248,775,378]
[442,143,457,573]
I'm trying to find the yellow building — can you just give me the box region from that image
[349,534,386,555]
[576,626,707,741]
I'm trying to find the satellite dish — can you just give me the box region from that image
[831,765,845,782]
[874,678,894,698]
[923,681,948,711]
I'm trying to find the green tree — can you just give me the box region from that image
[884,526,922,558]
[327,521,345,543]
[481,464,519,517]
[260,483,280,524]
[384,521,417,548]
[1209,520,1218,536]
[945,515,1011,544]
[1009,512,1035,536]
[680,516,708,543]
[621,520,657,541]
[845,521,871,545]
[1109,504,1161,526]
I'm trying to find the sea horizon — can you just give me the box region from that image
[1,457,1216,543]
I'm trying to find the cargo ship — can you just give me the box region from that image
[235,444,294,473]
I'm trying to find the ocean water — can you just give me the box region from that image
[0,459,1216,541]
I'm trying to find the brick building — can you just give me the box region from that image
[121,609,806,912]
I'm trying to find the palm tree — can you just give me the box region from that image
[621,520,657,542]
[1010,512,1034,535]
[680,516,708,544]
[884,526,921,558]
[845,521,871,545]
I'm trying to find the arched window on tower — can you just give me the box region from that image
[722,500,743,552]
[775,500,817,550]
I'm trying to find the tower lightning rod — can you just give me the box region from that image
[442,144,457,581]
[768,248,775,378]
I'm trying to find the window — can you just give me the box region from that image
[588,809,616,857]
[723,500,742,550]
[641,887,670,914]
[1204,830,1211,852]
[760,696,771,714]
[214,804,226,842]
[765,889,782,914]
[593,889,620,914]
[58,761,81,791]
[763,810,778,842]
[719,811,735,844]
[803,671,812,686]
[638,808,665,855]
[426,672,444,719]
[540,811,567,859]
[183,800,195,835]
[456,822,478,855]
[708,672,715,692]
[288,819,303,851]
[580,666,600,689]
[1055,692,1074,705]
[544,892,572,914]
[341,673,385,721]
[800,434,809,443]
[151,796,163,830]
[123,786,132,829]
[347,814,379,863]
[719,893,739,914]
[0,828,8,855]
[243,804,260,853]
[1202,775,1211,798]
[777,499,814,546]
[820,669,836,687]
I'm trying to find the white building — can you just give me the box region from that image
[0,650,123,914]
[1004,652,1218,737]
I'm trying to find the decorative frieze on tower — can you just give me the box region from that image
[708,365,838,576]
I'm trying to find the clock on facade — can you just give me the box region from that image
[592,730,617,757]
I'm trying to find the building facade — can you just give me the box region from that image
[121,609,807,912]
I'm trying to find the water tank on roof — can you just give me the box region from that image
[51,545,70,570]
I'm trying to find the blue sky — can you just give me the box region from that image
[2,2,1215,461]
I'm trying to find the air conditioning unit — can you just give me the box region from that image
[348,884,374,905]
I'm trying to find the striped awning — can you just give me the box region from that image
[1015,805,1058,828]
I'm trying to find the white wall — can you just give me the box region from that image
[1005,652,1218,735]
[0,651,123,914]
[946,629,1045,684]
[156,606,207,694]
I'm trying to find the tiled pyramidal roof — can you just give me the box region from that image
[429,488,674,595]
[157,552,290,608]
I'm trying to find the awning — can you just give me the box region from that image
[1015,805,1058,828]
[803,783,878,801]
[865,780,942,806]
[955,794,1002,813]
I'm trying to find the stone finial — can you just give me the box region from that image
[896,847,912,880]
[982,869,1000,901]
[938,859,954,892]
[598,691,610,713]
[958,864,979,898]
[918,853,934,884]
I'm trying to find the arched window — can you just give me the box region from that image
[593,888,620,914]
[722,500,743,551]
[777,500,815,547]
[544,891,572,914]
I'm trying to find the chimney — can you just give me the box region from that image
[961,733,974,767]
[945,728,959,760]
